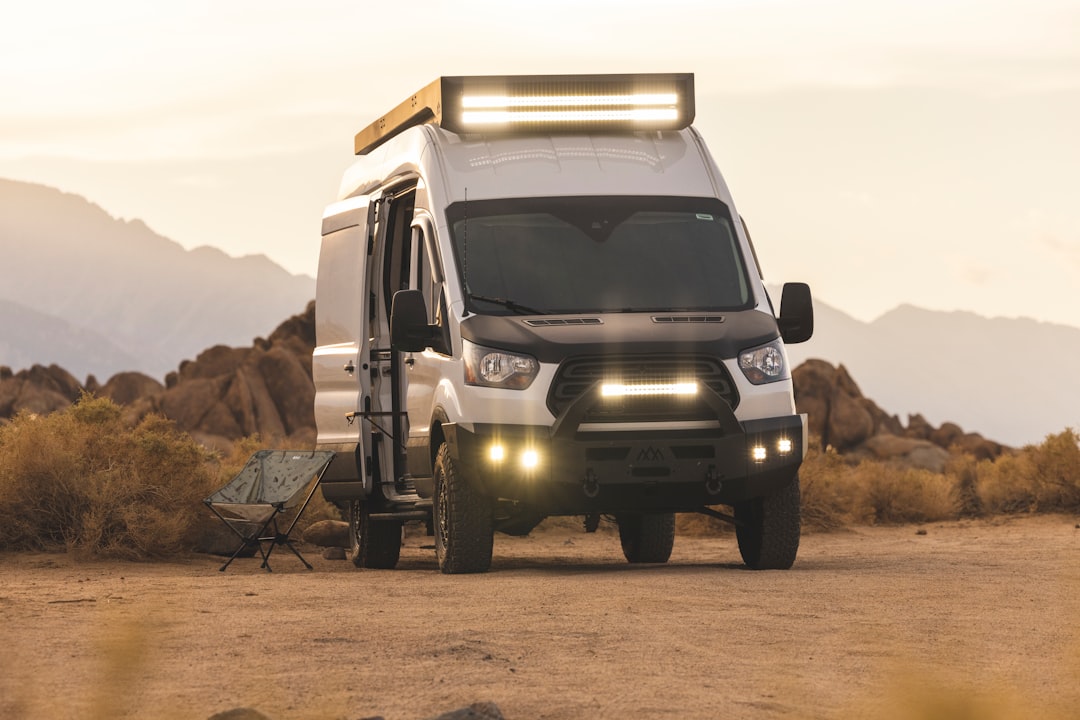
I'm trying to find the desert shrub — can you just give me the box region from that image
[861,462,960,524]
[973,429,1080,515]
[799,444,874,529]
[945,453,984,516]
[973,451,1037,514]
[1027,428,1080,511]
[0,395,218,558]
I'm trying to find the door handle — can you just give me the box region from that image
[344,361,356,373]
[404,358,415,367]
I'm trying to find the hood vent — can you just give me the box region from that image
[652,315,726,324]
[524,318,603,327]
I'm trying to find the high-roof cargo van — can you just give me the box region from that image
[314,74,813,573]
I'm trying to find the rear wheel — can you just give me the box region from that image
[616,513,675,564]
[433,443,494,574]
[734,475,801,570]
[348,499,402,569]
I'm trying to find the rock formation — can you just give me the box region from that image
[0,302,316,450]
[0,363,84,418]
[792,358,1006,470]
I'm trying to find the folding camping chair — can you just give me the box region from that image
[204,449,335,572]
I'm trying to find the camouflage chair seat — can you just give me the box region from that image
[204,450,335,572]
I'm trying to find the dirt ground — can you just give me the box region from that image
[1,515,1078,720]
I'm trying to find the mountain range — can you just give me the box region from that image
[0,179,314,380]
[2,178,1075,447]
[783,296,1080,448]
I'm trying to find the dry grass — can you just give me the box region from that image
[1,396,1077,558]
[0,395,218,558]
[0,395,342,559]
[794,428,1080,531]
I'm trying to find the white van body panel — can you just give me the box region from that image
[314,196,370,453]
[335,124,771,349]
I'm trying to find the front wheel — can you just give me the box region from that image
[433,443,494,574]
[734,475,801,570]
[348,499,402,569]
[616,513,675,564]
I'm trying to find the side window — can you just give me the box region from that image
[382,189,416,325]
[411,222,451,355]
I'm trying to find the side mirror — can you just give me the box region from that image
[777,282,813,344]
[390,289,435,352]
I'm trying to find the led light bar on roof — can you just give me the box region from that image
[353,73,695,155]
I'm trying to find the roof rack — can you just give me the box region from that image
[354,73,695,156]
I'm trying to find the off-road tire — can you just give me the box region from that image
[616,512,676,564]
[434,443,494,574]
[734,475,801,570]
[348,499,402,569]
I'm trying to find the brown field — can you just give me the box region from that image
[1,514,1078,720]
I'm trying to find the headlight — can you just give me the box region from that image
[463,340,539,389]
[738,339,788,385]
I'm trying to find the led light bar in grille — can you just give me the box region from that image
[601,382,699,398]
[354,73,695,155]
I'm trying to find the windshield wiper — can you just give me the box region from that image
[467,293,549,316]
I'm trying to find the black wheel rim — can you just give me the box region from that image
[350,500,363,551]
[435,473,450,553]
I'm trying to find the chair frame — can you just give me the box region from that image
[204,450,335,572]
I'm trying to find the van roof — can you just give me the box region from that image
[353,73,695,156]
[337,124,724,204]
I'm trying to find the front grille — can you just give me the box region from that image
[547,354,739,423]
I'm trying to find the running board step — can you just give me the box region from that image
[369,509,431,521]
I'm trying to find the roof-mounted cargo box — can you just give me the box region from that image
[353,73,695,156]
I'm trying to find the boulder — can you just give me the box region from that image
[207,709,272,720]
[930,421,965,449]
[161,376,228,430]
[0,364,83,417]
[428,702,506,720]
[178,345,249,382]
[99,371,164,406]
[257,347,314,435]
[221,366,283,438]
[31,364,84,401]
[951,432,1005,461]
[857,434,952,473]
[304,519,350,548]
[793,360,883,450]
[905,413,935,440]
[827,384,875,450]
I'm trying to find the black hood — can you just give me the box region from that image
[459,310,779,364]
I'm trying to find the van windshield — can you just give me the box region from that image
[446,196,752,315]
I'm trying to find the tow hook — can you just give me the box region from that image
[583,469,600,498]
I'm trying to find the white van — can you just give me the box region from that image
[314,74,813,573]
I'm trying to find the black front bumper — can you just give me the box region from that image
[444,383,806,515]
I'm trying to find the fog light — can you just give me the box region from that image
[752,446,767,462]
[489,444,506,462]
[521,450,540,469]
[778,438,793,454]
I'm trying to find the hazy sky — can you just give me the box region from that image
[2,0,1078,327]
